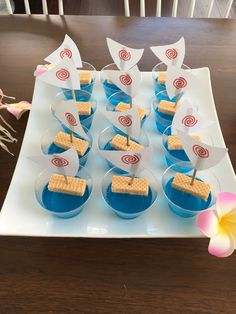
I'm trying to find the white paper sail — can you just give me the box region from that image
[166,65,198,100]
[29,147,79,177]
[53,99,89,141]
[177,130,228,171]
[172,104,214,135]
[104,66,141,97]
[150,37,185,67]
[99,146,152,175]
[37,57,80,90]
[44,34,82,68]
[107,38,144,71]
[103,107,141,139]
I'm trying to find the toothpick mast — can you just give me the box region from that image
[190,168,197,186]
[69,89,77,143]
[126,96,133,146]
[128,173,135,186]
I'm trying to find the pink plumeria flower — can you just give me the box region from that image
[6,101,31,120]
[197,192,236,258]
[34,64,56,76]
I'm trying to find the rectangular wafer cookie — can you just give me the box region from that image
[48,173,87,196]
[79,72,92,84]
[76,101,91,115]
[157,71,166,84]
[54,131,89,156]
[172,173,211,201]
[158,100,180,116]
[115,102,147,120]
[167,135,201,150]
[112,175,149,196]
[110,134,144,151]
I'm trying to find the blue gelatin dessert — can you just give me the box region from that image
[103,79,120,100]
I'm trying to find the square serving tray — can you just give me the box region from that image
[0,68,235,238]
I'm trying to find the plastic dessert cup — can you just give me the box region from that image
[102,167,158,219]
[62,61,96,100]
[35,167,93,219]
[162,163,220,218]
[55,91,97,131]
[152,62,190,95]
[41,125,93,167]
[101,63,121,99]
[98,126,149,173]
[153,90,180,134]
[107,91,151,128]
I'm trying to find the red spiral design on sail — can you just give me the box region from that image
[56,68,70,81]
[165,48,178,60]
[60,48,72,59]
[119,74,132,86]
[182,115,198,127]
[118,49,131,61]
[192,145,209,158]
[118,116,132,127]
[173,76,187,89]
[65,112,77,126]
[51,157,69,167]
[121,154,140,164]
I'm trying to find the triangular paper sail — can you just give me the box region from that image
[177,130,228,171]
[29,147,79,177]
[172,104,214,135]
[150,37,185,67]
[99,146,152,175]
[103,107,141,139]
[37,57,80,90]
[53,99,89,141]
[104,66,141,97]
[166,65,198,100]
[107,38,144,71]
[44,34,82,68]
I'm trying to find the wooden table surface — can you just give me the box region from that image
[0,15,236,314]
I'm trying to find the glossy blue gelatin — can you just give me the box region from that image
[154,80,166,95]
[105,183,153,219]
[164,177,212,218]
[48,142,90,167]
[102,80,120,99]
[62,81,95,101]
[42,183,90,218]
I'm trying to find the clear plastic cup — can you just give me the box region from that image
[102,167,158,219]
[107,91,151,128]
[162,126,213,173]
[161,163,220,218]
[41,125,93,167]
[62,61,96,100]
[34,167,93,218]
[100,63,121,99]
[98,126,149,172]
[152,62,190,95]
[54,91,97,131]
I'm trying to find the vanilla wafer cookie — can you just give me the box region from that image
[48,174,87,196]
[112,175,149,196]
[76,102,91,115]
[172,173,211,201]
[110,134,144,151]
[115,102,147,120]
[158,100,180,116]
[167,135,201,150]
[54,131,89,156]
[79,72,92,84]
[157,71,166,84]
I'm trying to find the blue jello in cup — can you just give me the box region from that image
[162,163,220,218]
[101,63,121,99]
[107,91,150,129]
[102,167,158,219]
[152,62,190,96]
[98,126,149,173]
[41,125,93,168]
[62,61,96,101]
[35,167,93,218]
[54,91,97,131]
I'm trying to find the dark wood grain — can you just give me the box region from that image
[0,16,236,314]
